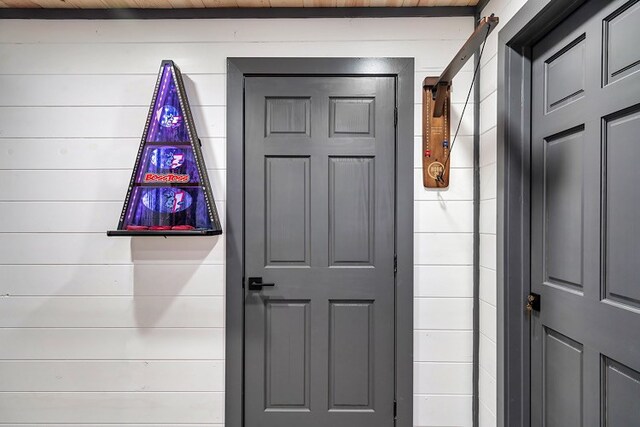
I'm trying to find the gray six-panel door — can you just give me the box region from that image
[244,76,396,427]
[530,1,640,425]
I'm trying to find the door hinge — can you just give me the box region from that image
[394,107,398,127]
[393,399,397,419]
[394,254,397,275]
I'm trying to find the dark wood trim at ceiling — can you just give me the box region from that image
[0,6,474,19]
[474,0,490,15]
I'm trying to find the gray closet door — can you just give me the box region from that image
[243,76,396,427]
[531,1,640,425]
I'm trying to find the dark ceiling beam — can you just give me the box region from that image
[474,0,491,16]
[0,6,475,19]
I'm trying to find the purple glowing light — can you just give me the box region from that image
[146,65,189,143]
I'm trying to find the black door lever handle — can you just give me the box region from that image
[248,277,275,291]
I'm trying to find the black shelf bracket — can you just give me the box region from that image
[107,229,222,237]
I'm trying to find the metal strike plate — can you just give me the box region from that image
[526,293,541,313]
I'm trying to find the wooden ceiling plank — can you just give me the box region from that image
[200,0,238,7]
[235,0,269,7]
[32,0,78,8]
[5,0,45,6]
[310,0,335,6]
[96,0,143,8]
[168,0,206,8]
[336,0,369,7]
[269,0,303,7]
[66,0,106,7]
[84,0,109,7]
[132,0,174,8]
[2,0,43,6]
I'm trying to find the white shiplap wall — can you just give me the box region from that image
[0,17,475,426]
[477,1,529,426]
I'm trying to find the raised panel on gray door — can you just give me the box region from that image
[244,76,395,427]
[530,1,640,425]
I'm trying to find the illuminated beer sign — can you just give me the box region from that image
[144,173,190,183]
[107,60,222,236]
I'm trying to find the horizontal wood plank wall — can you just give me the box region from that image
[0,17,474,427]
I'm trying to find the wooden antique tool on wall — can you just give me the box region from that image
[422,77,451,187]
[422,14,499,188]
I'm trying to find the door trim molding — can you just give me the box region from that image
[496,1,587,426]
[226,57,414,427]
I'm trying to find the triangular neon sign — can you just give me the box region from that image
[108,60,222,236]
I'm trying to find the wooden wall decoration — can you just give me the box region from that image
[421,14,499,189]
[422,77,451,188]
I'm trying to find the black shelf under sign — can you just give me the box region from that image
[107,60,222,237]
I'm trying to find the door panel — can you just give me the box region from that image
[329,157,375,266]
[531,1,640,425]
[604,107,640,308]
[544,35,587,113]
[329,97,375,137]
[264,156,311,266]
[328,300,374,410]
[264,300,311,410]
[543,329,583,427]
[603,0,640,85]
[602,358,640,426]
[544,128,584,290]
[244,76,395,427]
[265,97,311,136]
